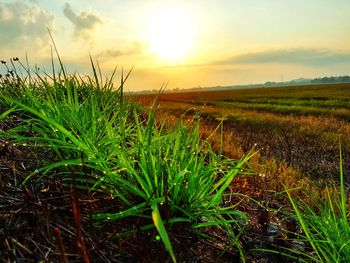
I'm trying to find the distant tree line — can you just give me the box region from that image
[264,75,350,87]
[130,75,350,95]
[310,76,350,84]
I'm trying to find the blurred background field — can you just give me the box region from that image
[134,83,350,196]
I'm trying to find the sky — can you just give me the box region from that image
[0,0,350,91]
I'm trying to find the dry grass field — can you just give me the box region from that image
[133,83,350,201]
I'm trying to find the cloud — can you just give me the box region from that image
[63,3,102,39]
[0,0,54,52]
[214,48,350,66]
[96,41,146,59]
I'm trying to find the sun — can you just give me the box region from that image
[146,9,194,62]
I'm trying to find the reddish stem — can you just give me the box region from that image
[53,227,68,263]
[69,188,90,263]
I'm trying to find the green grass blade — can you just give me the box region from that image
[151,203,176,263]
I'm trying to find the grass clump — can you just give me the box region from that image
[0,56,254,262]
[286,148,350,262]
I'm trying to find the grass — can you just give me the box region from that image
[134,82,350,261]
[285,148,350,263]
[136,84,350,181]
[143,83,350,121]
[0,55,256,262]
[213,100,350,121]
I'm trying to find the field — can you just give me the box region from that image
[135,83,350,184]
[1,57,350,262]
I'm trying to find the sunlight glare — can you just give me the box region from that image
[146,9,195,62]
